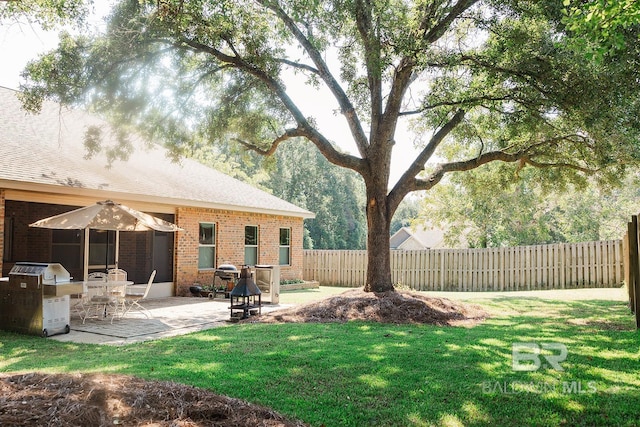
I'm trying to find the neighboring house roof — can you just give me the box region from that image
[0,87,314,218]
[389,227,413,249]
[390,225,453,249]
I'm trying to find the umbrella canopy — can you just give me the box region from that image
[29,200,182,232]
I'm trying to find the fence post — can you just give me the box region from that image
[624,226,633,313]
[632,216,640,328]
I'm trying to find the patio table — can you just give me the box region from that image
[84,280,133,322]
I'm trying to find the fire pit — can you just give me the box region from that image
[229,266,261,320]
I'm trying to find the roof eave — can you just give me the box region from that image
[1,180,316,219]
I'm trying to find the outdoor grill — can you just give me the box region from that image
[189,264,239,298]
[229,266,261,320]
[0,262,83,337]
[214,264,239,296]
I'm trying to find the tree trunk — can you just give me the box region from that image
[364,187,394,293]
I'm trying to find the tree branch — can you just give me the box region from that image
[418,150,525,192]
[234,126,364,171]
[275,58,320,75]
[354,0,383,136]
[458,54,561,100]
[421,0,481,45]
[522,158,596,174]
[178,36,366,173]
[388,109,465,212]
[415,148,596,193]
[257,0,371,158]
[399,94,515,116]
[233,127,306,156]
[381,0,479,161]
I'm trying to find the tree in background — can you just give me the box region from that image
[19,0,640,292]
[191,140,367,249]
[418,165,640,248]
[390,197,421,237]
[189,144,273,191]
[267,140,367,250]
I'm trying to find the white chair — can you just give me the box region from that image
[107,268,127,282]
[122,270,156,318]
[81,272,111,323]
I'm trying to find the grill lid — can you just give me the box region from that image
[9,262,71,284]
[215,264,238,279]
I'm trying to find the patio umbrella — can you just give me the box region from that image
[29,200,182,232]
[29,200,182,278]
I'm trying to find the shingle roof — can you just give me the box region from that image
[0,87,314,218]
[390,226,448,249]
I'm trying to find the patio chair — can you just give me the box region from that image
[122,270,156,318]
[70,273,103,318]
[80,272,112,323]
[107,268,127,282]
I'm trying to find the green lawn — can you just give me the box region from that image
[1,292,639,426]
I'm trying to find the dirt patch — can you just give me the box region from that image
[249,288,489,326]
[0,372,306,427]
[567,318,633,331]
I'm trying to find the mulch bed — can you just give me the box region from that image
[1,288,487,426]
[247,288,489,327]
[0,372,307,426]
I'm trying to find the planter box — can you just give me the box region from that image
[281,280,320,291]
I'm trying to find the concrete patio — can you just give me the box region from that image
[50,296,289,345]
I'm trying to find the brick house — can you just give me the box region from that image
[0,87,314,296]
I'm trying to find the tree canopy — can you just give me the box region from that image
[418,166,640,248]
[18,0,640,291]
[563,0,640,59]
[0,0,89,28]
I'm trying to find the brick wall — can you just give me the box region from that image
[0,200,305,294]
[174,207,305,296]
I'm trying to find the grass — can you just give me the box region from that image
[1,291,639,426]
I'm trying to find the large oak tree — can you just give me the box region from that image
[19,0,640,292]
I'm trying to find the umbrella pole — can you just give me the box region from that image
[105,230,109,273]
[115,230,120,269]
[83,228,89,281]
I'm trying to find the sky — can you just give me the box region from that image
[0,5,422,186]
[0,22,58,90]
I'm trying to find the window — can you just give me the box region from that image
[244,225,258,265]
[279,228,291,265]
[198,223,216,269]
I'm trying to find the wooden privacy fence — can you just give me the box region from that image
[622,216,640,329]
[303,240,624,291]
